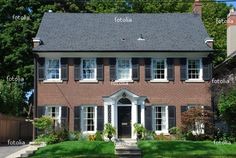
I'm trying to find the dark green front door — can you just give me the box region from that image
[118,106,131,138]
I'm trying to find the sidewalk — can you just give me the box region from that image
[0,145,28,158]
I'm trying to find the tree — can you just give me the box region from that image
[181,107,214,137]
[0,80,24,116]
[218,88,236,136]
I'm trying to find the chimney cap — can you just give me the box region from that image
[33,37,41,43]
[204,37,214,43]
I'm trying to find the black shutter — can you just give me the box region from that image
[74,58,81,81]
[137,105,141,124]
[145,58,151,81]
[108,105,111,123]
[168,106,176,129]
[61,106,69,129]
[132,58,139,81]
[61,58,68,81]
[74,106,81,131]
[180,58,187,81]
[167,58,174,81]
[38,58,45,81]
[37,106,45,118]
[97,106,104,131]
[97,58,104,81]
[145,106,152,130]
[202,58,212,81]
[181,105,188,113]
[110,58,116,81]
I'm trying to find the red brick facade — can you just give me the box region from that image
[37,58,211,131]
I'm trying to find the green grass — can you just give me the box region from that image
[138,140,236,158]
[30,141,115,158]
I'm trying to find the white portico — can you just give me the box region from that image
[103,89,146,139]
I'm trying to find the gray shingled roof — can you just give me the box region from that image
[33,13,213,52]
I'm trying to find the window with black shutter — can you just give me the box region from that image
[145,58,151,81]
[74,58,81,81]
[61,58,68,81]
[74,106,81,131]
[167,58,174,81]
[202,57,212,81]
[97,58,104,81]
[110,58,116,81]
[168,106,176,129]
[37,58,45,81]
[180,58,187,81]
[97,106,104,131]
[132,58,139,81]
[145,106,152,130]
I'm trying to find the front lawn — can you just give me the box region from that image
[31,141,115,158]
[138,140,236,158]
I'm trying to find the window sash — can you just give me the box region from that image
[154,106,167,131]
[81,58,96,80]
[187,59,201,79]
[152,59,166,80]
[83,106,95,132]
[45,59,60,80]
[46,106,61,128]
[116,58,132,80]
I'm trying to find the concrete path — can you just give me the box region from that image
[0,145,28,158]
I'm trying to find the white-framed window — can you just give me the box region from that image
[187,59,202,80]
[45,58,61,80]
[116,58,132,80]
[153,106,168,133]
[81,58,97,80]
[45,106,61,128]
[151,58,167,80]
[81,106,97,132]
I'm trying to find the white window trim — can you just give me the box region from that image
[115,58,133,82]
[81,105,97,134]
[186,58,204,82]
[80,58,97,81]
[44,58,62,82]
[150,58,168,82]
[152,105,169,134]
[45,106,62,128]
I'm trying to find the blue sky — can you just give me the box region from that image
[226,2,236,8]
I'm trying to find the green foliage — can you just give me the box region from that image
[68,131,81,141]
[35,133,59,145]
[95,131,104,141]
[103,123,116,140]
[33,116,53,134]
[133,123,146,134]
[218,88,236,135]
[0,80,24,115]
[169,127,181,135]
[54,129,69,142]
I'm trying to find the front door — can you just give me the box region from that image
[118,106,131,138]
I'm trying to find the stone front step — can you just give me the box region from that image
[115,140,141,158]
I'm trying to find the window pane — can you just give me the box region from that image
[154,106,166,131]
[188,59,200,79]
[84,106,95,132]
[152,59,165,79]
[46,59,60,80]
[82,59,96,79]
[117,59,131,80]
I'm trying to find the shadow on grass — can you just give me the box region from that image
[30,141,115,158]
[138,141,236,158]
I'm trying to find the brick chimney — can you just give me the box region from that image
[193,0,202,17]
[227,8,236,57]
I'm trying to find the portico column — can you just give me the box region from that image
[132,101,138,139]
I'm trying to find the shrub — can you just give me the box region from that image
[95,131,104,141]
[143,130,155,140]
[79,134,88,141]
[169,127,181,135]
[54,129,68,142]
[68,131,81,141]
[88,135,96,141]
[33,116,53,134]
[103,123,116,141]
[36,134,59,145]
[155,133,171,141]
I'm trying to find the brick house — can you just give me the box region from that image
[33,1,213,139]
